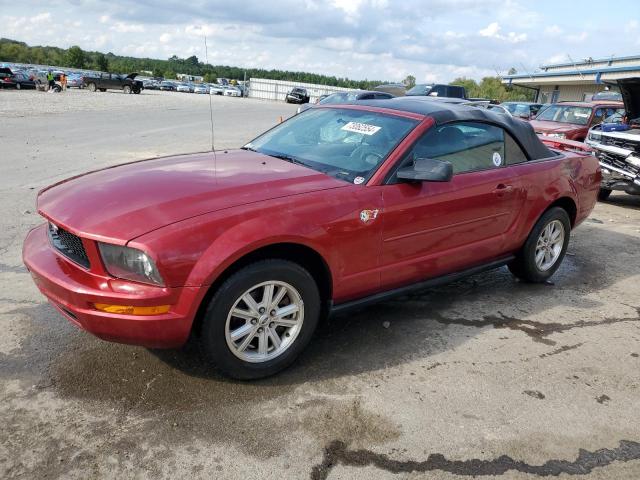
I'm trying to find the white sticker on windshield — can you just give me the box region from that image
[341,122,381,136]
[492,151,502,167]
[354,176,365,184]
[574,113,589,118]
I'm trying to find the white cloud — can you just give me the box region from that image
[111,22,145,33]
[544,25,562,36]
[479,22,500,38]
[159,33,172,44]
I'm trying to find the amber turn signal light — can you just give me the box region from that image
[93,303,170,315]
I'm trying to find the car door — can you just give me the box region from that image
[379,121,527,289]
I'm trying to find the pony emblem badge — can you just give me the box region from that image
[360,209,379,224]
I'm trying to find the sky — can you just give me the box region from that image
[1,0,639,82]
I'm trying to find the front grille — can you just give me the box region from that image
[600,135,640,154]
[597,151,640,177]
[48,223,90,268]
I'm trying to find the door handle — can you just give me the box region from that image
[493,184,514,196]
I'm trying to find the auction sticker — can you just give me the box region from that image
[341,122,381,136]
[354,176,365,184]
[492,151,502,166]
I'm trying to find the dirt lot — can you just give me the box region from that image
[1,88,640,480]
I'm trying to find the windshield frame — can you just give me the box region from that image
[245,105,422,184]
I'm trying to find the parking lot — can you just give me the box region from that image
[2,88,640,479]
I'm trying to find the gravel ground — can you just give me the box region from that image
[1,88,640,480]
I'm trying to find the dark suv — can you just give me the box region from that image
[285,87,310,104]
[406,83,467,99]
[84,72,143,94]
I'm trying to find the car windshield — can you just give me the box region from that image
[535,105,593,125]
[503,103,532,116]
[319,92,360,104]
[245,107,418,183]
[406,84,433,96]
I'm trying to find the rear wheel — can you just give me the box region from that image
[508,207,571,283]
[597,188,612,201]
[200,260,321,379]
[87,82,97,92]
[16,82,21,90]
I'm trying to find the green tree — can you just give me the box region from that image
[95,53,109,72]
[402,74,416,89]
[66,45,86,68]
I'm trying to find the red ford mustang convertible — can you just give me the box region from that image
[23,98,600,378]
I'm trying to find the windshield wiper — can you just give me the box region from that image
[241,145,257,152]
[267,153,306,167]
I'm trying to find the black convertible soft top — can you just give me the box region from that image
[355,97,555,160]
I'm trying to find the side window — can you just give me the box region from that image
[401,122,506,175]
[505,133,528,165]
[431,85,447,97]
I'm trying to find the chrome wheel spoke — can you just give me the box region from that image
[242,293,260,314]
[258,329,268,355]
[267,327,281,350]
[275,303,299,318]
[534,220,565,271]
[261,283,274,308]
[237,328,258,352]
[274,317,298,327]
[230,322,255,341]
[231,308,257,321]
[270,286,287,309]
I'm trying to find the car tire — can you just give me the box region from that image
[597,188,612,201]
[123,85,132,94]
[99,88,107,92]
[200,259,321,380]
[87,82,97,92]
[16,83,21,90]
[508,207,571,283]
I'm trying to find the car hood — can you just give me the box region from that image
[125,73,139,79]
[37,150,347,244]
[529,120,581,133]
[618,77,640,123]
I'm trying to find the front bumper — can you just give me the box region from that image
[600,162,640,194]
[22,223,202,348]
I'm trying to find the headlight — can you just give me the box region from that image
[546,133,566,139]
[588,132,601,142]
[98,243,164,286]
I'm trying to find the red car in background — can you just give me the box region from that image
[23,98,601,379]
[530,101,624,141]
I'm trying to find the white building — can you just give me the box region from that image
[502,55,640,103]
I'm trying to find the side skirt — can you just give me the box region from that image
[329,256,515,316]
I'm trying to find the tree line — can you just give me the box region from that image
[1,38,533,100]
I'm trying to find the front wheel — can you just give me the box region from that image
[87,82,97,92]
[508,207,571,283]
[16,83,21,90]
[200,260,321,379]
[597,188,612,201]
[123,85,132,94]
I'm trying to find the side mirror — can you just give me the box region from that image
[396,157,453,182]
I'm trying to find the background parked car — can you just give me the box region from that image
[223,85,242,97]
[160,81,176,91]
[285,87,310,104]
[193,84,209,94]
[0,68,36,89]
[529,101,624,141]
[209,84,225,95]
[84,72,143,94]
[405,83,468,99]
[297,90,394,113]
[501,102,544,120]
[176,83,191,93]
[66,74,84,88]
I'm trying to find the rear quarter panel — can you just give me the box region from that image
[504,151,600,253]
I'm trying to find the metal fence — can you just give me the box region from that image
[248,78,356,103]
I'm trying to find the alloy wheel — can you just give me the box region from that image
[225,281,304,363]
[535,220,565,271]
